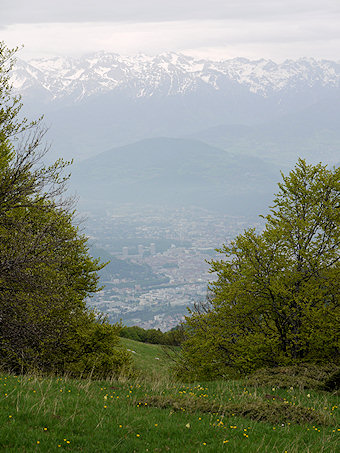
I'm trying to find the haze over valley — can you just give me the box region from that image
[12,52,340,330]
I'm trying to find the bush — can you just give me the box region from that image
[322,368,340,392]
[63,319,132,379]
[120,325,184,346]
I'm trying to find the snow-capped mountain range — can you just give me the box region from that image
[12,52,340,102]
[10,52,340,168]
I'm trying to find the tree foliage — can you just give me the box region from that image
[177,159,340,379]
[120,325,184,346]
[0,42,130,376]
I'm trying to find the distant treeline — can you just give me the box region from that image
[120,325,184,346]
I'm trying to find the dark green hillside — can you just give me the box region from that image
[89,245,160,281]
[71,137,280,215]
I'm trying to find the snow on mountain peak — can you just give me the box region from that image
[12,53,340,102]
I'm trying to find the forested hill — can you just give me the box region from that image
[89,245,169,286]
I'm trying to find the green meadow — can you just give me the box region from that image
[1,339,338,452]
[120,337,178,375]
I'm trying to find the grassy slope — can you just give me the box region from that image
[0,340,338,452]
[120,337,178,375]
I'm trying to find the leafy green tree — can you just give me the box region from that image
[0,42,131,376]
[177,159,340,379]
[120,325,184,346]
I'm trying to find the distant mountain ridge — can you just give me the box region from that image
[70,137,281,215]
[12,52,340,102]
[11,52,340,166]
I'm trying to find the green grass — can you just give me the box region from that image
[0,340,338,452]
[120,337,178,375]
[0,367,338,452]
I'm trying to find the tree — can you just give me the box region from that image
[177,159,340,379]
[0,42,131,376]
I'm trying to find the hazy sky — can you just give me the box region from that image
[1,0,340,61]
